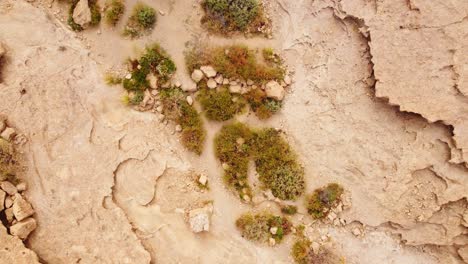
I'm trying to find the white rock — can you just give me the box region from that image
[222,78,230,85]
[175,125,182,132]
[247,79,254,85]
[215,75,224,84]
[200,66,217,78]
[229,85,242,94]
[327,212,337,222]
[156,105,163,113]
[174,80,181,88]
[284,75,292,85]
[72,0,92,28]
[222,163,229,170]
[5,196,13,208]
[311,242,320,254]
[16,182,27,192]
[270,227,278,235]
[207,78,217,89]
[191,69,204,83]
[182,82,198,92]
[352,228,362,236]
[125,73,132,79]
[0,189,5,211]
[269,238,276,246]
[10,217,37,240]
[188,204,213,233]
[146,74,158,89]
[186,96,193,106]
[198,174,208,186]
[265,81,285,100]
[242,194,251,202]
[0,181,17,195]
[1,127,16,141]
[12,194,34,221]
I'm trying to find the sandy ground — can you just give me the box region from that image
[0,0,467,263]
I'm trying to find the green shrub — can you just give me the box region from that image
[281,205,298,215]
[306,183,344,219]
[236,212,292,243]
[291,239,341,264]
[201,0,269,34]
[128,90,144,105]
[251,129,305,200]
[90,1,101,26]
[104,73,123,85]
[197,87,246,121]
[124,3,156,38]
[292,239,312,264]
[244,89,281,119]
[160,88,206,155]
[105,0,125,26]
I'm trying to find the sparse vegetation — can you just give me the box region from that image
[67,0,83,31]
[105,0,125,26]
[67,0,101,31]
[201,0,270,35]
[186,45,285,84]
[281,205,298,215]
[292,238,312,264]
[214,123,305,200]
[90,0,102,26]
[236,212,292,244]
[122,44,176,94]
[104,73,123,85]
[197,87,246,121]
[160,88,206,155]
[306,183,344,219]
[123,3,156,38]
[244,89,281,119]
[291,238,341,264]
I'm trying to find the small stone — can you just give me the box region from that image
[214,75,224,84]
[5,196,13,208]
[191,70,204,83]
[0,189,5,211]
[174,80,181,88]
[327,212,337,221]
[0,181,17,195]
[265,81,285,100]
[151,89,159,96]
[156,105,163,113]
[16,182,27,192]
[186,96,193,106]
[269,238,276,246]
[242,195,251,202]
[222,79,230,85]
[198,174,208,186]
[284,75,292,85]
[181,82,197,92]
[1,128,16,141]
[339,218,346,225]
[229,85,242,94]
[159,10,165,15]
[207,78,217,89]
[146,73,158,89]
[311,242,320,254]
[174,125,182,133]
[188,204,213,233]
[10,218,37,240]
[125,73,132,79]
[12,194,34,221]
[246,79,254,85]
[5,208,14,223]
[229,81,238,86]
[222,163,229,170]
[200,66,217,78]
[352,228,361,236]
[236,138,245,145]
[270,227,278,235]
[333,219,340,226]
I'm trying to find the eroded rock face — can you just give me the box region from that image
[0,224,39,264]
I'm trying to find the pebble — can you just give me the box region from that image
[352,228,361,236]
[175,125,182,132]
[186,96,193,106]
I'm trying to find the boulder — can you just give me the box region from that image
[9,217,37,240]
[0,189,5,211]
[265,81,285,100]
[207,78,217,89]
[191,69,204,83]
[1,127,16,141]
[0,181,17,195]
[72,0,92,28]
[200,66,216,78]
[188,204,213,233]
[12,194,34,221]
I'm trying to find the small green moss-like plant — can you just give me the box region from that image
[105,0,125,26]
[197,87,246,121]
[214,123,254,197]
[306,183,344,219]
[90,1,102,26]
[292,238,312,264]
[236,212,292,244]
[129,90,144,105]
[124,3,156,38]
[104,73,123,85]
[281,205,298,215]
[160,87,206,155]
[251,128,305,200]
[201,0,269,35]
[244,89,281,120]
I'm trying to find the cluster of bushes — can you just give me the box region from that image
[214,123,305,200]
[306,183,344,219]
[104,0,125,26]
[291,238,341,264]
[201,0,269,35]
[0,139,17,184]
[159,88,206,155]
[67,0,101,31]
[123,3,157,38]
[197,86,247,121]
[122,44,176,105]
[236,212,292,244]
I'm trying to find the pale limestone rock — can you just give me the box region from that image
[72,0,92,28]
[9,217,37,240]
[198,174,208,186]
[16,182,26,192]
[186,95,193,106]
[246,79,254,85]
[207,78,217,89]
[191,69,204,83]
[284,75,292,85]
[222,78,229,85]
[214,74,224,84]
[270,227,278,235]
[0,223,40,263]
[0,181,17,195]
[0,189,5,211]
[229,85,242,94]
[5,196,13,208]
[188,204,213,233]
[200,66,216,78]
[181,81,197,92]
[175,125,182,132]
[12,194,34,221]
[146,74,158,89]
[352,228,361,236]
[311,242,320,254]
[268,238,276,246]
[265,81,285,100]
[1,128,16,141]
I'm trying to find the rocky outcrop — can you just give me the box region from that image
[72,0,92,28]
[0,224,40,264]
[188,203,213,233]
